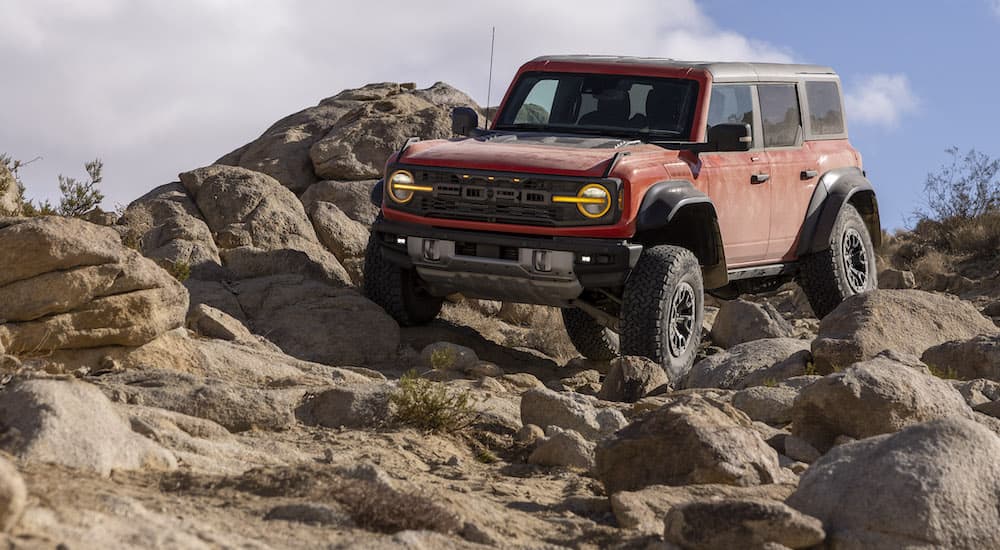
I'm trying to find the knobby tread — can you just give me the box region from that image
[561,308,619,361]
[798,204,877,319]
[362,231,442,326]
[621,245,703,377]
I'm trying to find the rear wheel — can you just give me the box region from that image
[562,308,619,361]
[798,204,878,319]
[621,245,704,381]
[362,233,443,326]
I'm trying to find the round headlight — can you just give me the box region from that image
[577,184,611,218]
[388,170,416,203]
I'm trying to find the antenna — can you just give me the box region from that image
[485,26,495,130]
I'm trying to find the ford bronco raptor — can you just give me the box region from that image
[364,55,880,378]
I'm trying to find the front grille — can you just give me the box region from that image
[394,167,619,227]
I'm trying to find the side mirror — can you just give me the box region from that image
[451,107,480,137]
[707,123,752,152]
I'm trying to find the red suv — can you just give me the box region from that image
[364,55,880,378]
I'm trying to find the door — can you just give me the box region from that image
[757,83,820,260]
[700,84,772,266]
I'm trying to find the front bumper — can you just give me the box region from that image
[372,219,642,306]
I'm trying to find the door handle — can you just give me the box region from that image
[751,173,770,184]
[801,169,818,180]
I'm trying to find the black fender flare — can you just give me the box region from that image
[796,167,881,257]
[635,181,728,289]
[370,178,384,208]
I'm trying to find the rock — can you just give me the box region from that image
[300,383,394,429]
[81,207,118,226]
[984,301,1000,318]
[597,356,670,403]
[731,385,797,425]
[515,424,545,444]
[0,457,25,532]
[782,435,821,464]
[0,379,176,476]
[308,201,369,283]
[922,334,1000,381]
[420,342,479,372]
[710,299,794,348]
[519,388,627,441]
[218,82,478,191]
[663,498,825,550]
[185,303,256,343]
[610,483,796,535]
[497,303,544,326]
[952,378,1000,407]
[787,417,1000,549]
[117,183,225,281]
[811,290,998,373]
[594,395,784,492]
[0,217,188,354]
[527,426,596,470]
[548,369,602,395]
[686,339,811,390]
[265,503,351,526]
[878,268,916,289]
[790,356,972,452]
[179,165,350,285]
[300,180,380,225]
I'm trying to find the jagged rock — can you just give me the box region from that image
[0,379,176,476]
[528,426,595,470]
[811,290,998,373]
[597,356,670,403]
[787,417,1000,549]
[179,165,350,285]
[663,498,825,550]
[0,457,25,532]
[790,356,972,452]
[686,339,811,390]
[186,303,255,343]
[300,180,380,225]
[594,395,784,492]
[610,484,795,534]
[710,299,794,348]
[922,334,1000,381]
[731,385,797,425]
[0,217,188,353]
[519,388,627,441]
[878,268,916,289]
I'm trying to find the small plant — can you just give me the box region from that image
[475,449,499,464]
[927,364,961,380]
[169,260,191,282]
[390,370,477,433]
[429,346,457,370]
[762,378,779,388]
[803,361,819,376]
[57,158,105,217]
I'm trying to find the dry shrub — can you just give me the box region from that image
[335,479,461,534]
[503,306,577,361]
[390,370,477,433]
[909,249,953,287]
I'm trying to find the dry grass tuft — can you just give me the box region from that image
[334,479,461,534]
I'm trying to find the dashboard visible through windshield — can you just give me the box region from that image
[494,72,700,141]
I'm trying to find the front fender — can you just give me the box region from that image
[797,167,880,256]
[635,180,714,232]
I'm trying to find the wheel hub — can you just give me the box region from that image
[842,228,870,293]
[667,282,696,358]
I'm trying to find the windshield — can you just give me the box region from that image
[495,72,700,140]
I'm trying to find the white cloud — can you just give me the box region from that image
[844,74,919,129]
[0,0,793,207]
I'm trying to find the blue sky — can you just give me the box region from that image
[2,0,998,230]
[701,0,1000,229]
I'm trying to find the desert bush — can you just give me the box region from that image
[169,261,191,282]
[919,147,1000,221]
[58,158,105,217]
[390,370,477,433]
[334,479,461,534]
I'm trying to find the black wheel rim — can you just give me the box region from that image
[667,282,696,358]
[842,228,869,293]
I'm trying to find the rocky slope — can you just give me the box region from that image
[1,82,1000,549]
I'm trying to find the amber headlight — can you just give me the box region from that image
[387,170,431,204]
[553,184,612,218]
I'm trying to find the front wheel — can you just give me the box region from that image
[362,233,443,326]
[621,245,704,382]
[798,204,878,319]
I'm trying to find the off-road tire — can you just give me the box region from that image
[621,245,704,380]
[363,232,443,326]
[561,308,620,361]
[798,204,878,319]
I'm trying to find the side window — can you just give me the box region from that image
[806,81,845,135]
[758,84,802,148]
[707,85,753,134]
[514,79,557,124]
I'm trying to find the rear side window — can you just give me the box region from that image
[758,84,802,148]
[707,85,754,133]
[806,81,845,135]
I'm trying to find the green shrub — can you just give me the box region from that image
[170,261,191,282]
[390,370,476,433]
[57,158,105,217]
[429,346,457,370]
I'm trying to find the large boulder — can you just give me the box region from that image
[179,165,350,285]
[790,356,972,452]
[811,290,998,373]
[731,385,798,425]
[787,417,1000,549]
[663,498,825,550]
[686,338,811,390]
[527,426,596,470]
[922,334,1000,381]
[218,82,479,192]
[593,395,784,493]
[307,201,369,283]
[0,379,176,476]
[0,217,188,353]
[519,388,627,441]
[710,299,794,348]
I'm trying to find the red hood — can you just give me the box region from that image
[398,138,668,178]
